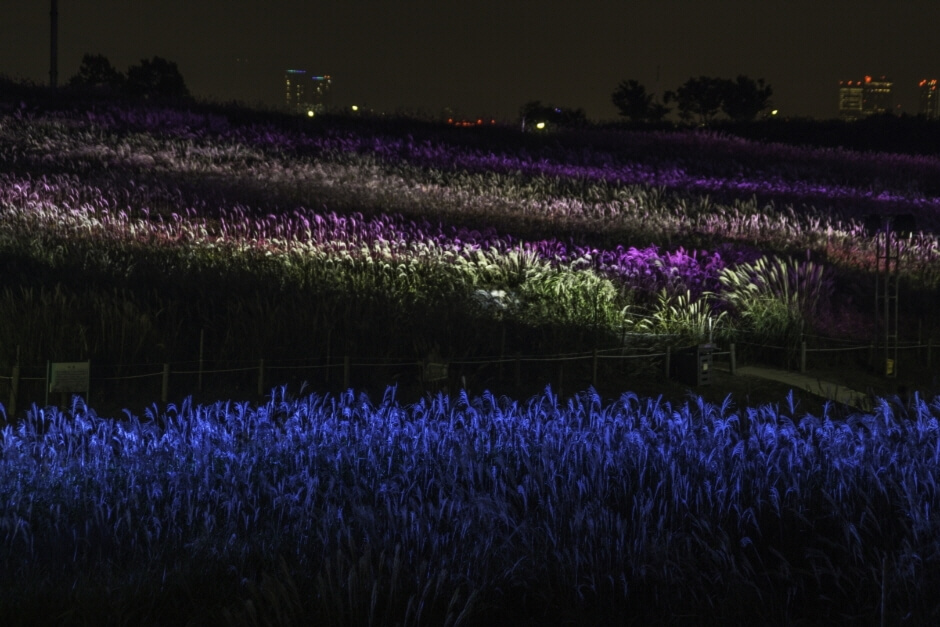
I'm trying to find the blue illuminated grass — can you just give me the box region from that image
[2,387,939,625]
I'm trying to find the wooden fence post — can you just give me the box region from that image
[499,326,506,380]
[9,346,20,420]
[198,329,205,392]
[621,324,627,375]
[161,363,170,404]
[592,348,598,388]
[9,365,19,421]
[325,328,332,385]
[918,320,923,362]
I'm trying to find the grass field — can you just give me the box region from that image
[2,88,940,625]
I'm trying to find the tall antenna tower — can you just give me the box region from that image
[50,0,59,88]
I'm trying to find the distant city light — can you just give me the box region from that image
[920,79,940,119]
[285,69,332,116]
[838,75,892,120]
[447,117,497,127]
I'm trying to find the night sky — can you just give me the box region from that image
[2,1,938,121]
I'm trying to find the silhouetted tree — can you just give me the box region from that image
[720,75,773,122]
[665,76,727,124]
[68,54,125,93]
[611,79,670,122]
[125,57,190,100]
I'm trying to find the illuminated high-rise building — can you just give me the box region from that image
[838,75,893,120]
[919,79,939,119]
[308,75,332,112]
[284,70,332,115]
[838,80,864,121]
[284,69,306,112]
[862,75,892,114]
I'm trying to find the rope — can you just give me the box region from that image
[736,341,792,350]
[597,352,666,361]
[266,363,331,371]
[173,366,257,375]
[804,345,870,354]
[97,371,164,381]
[1,338,927,384]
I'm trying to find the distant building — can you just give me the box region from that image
[862,75,893,114]
[838,80,865,121]
[284,70,332,115]
[919,79,939,119]
[284,69,306,112]
[838,76,893,120]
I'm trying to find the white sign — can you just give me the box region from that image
[49,361,90,394]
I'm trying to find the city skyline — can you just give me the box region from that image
[2,1,940,120]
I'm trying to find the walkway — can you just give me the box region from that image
[732,365,872,412]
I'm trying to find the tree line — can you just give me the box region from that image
[611,75,773,124]
[66,56,772,127]
[516,76,772,131]
[68,53,190,101]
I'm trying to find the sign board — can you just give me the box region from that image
[47,361,90,401]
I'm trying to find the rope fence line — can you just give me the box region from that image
[736,340,791,351]
[98,371,165,381]
[809,345,871,354]
[597,352,667,361]
[2,341,932,379]
[2,335,935,418]
[268,362,332,371]
[173,366,258,375]
[1,340,931,382]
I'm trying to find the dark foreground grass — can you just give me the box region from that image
[2,386,940,626]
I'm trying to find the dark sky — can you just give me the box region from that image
[2,1,938,120]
